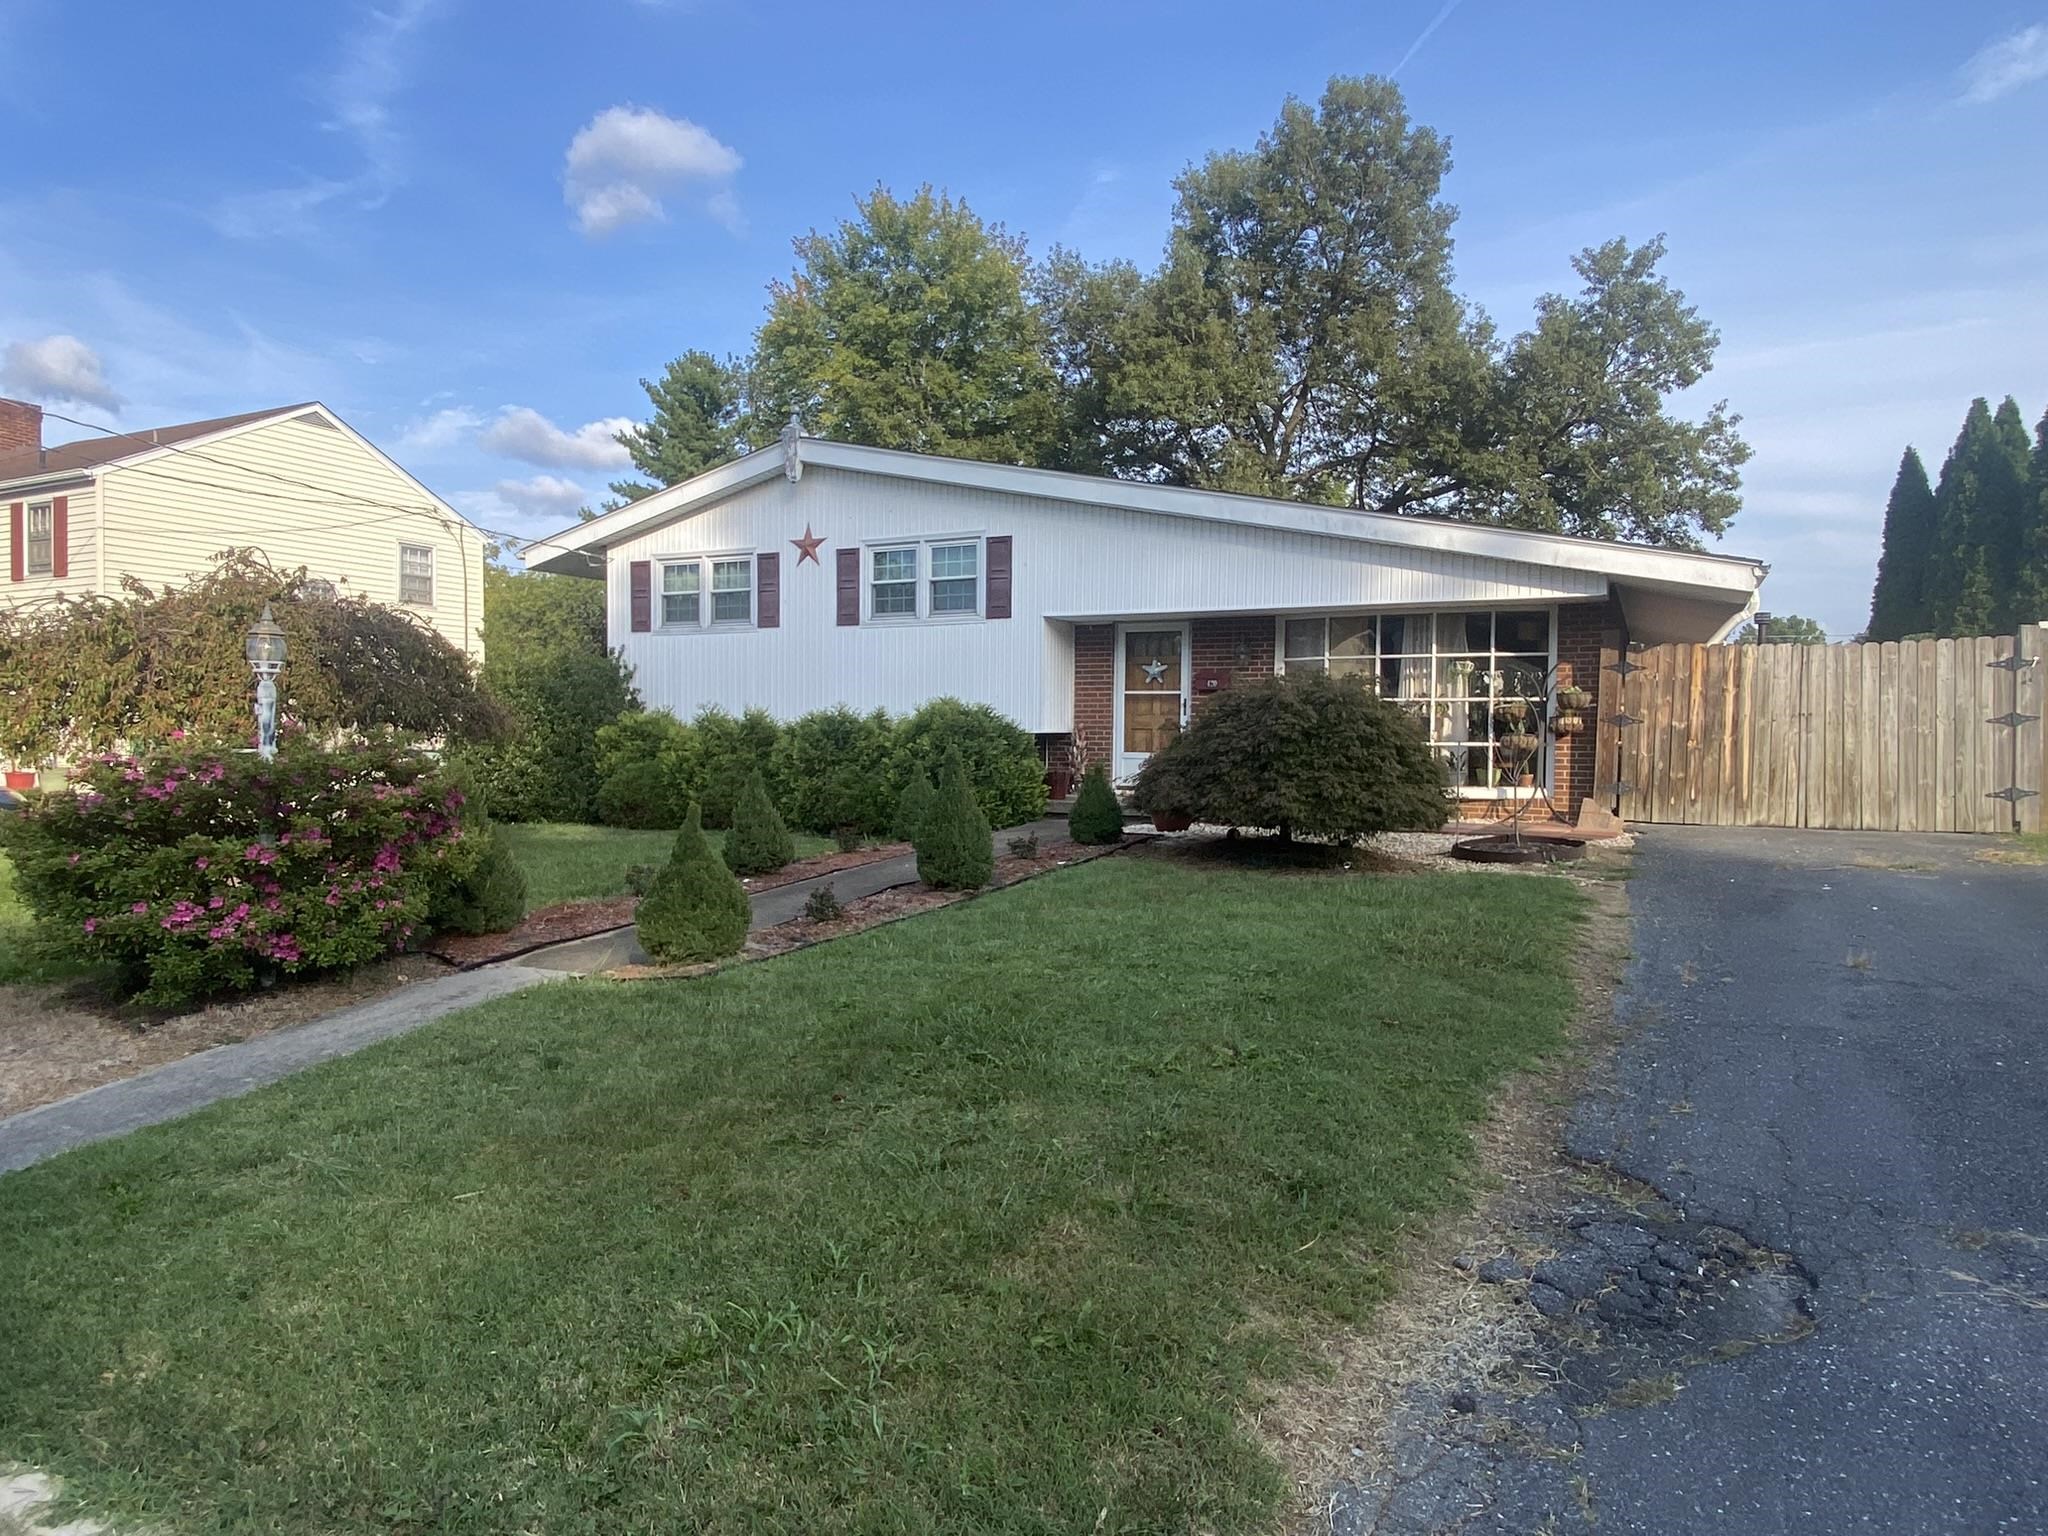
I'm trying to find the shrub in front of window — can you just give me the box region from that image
[1067,764,1126,845]
[692,707,783,828]
[915,746,994,891]
[1,738,484,1006]
[892,767,935,843]
[432,826,528,935]
[772,706,895,835]
[724,769,796,876]
[892,698,1046,829]
[635,802,751,964]
[1131,670,1447,844]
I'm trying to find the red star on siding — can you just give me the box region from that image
[791,524,825,565]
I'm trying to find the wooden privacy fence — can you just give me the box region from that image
[1609,626,2044,834]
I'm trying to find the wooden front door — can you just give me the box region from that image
[1115,624,1191,781]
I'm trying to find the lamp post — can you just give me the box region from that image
[245,603,287,760]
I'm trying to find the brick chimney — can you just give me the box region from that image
[0,398,43,458]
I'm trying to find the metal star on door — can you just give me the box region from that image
[1141,659,1168,684]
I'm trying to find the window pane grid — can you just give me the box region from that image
[711,558,752,624]
[399,543,433,604]
[26,504,53,574]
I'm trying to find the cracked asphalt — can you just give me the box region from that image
[1560,826,2048,1533]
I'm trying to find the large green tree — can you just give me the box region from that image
[1732,613,1826,644]
[1044,77,1748,545]
[2014,406,2048,626]
[1866,447,1938,640]
[747,186,1061,463]
[611,350,749,502]
[1926,397,2029,636]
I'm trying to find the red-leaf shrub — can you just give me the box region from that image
[1,737,487,1006]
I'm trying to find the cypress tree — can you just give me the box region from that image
[2013,406,2048,627]
[1866,447,1938,641]
[724,768,796,875]
[636,802,752,963]
[914,747,994,890]
[892,767,935,842]
[1926,399,2008,637]
[1067,764,1126,844]
[1989,397,2034,628]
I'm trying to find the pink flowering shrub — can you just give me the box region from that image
[1,738,489,1006]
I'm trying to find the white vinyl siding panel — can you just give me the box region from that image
[607,467,1606,734]
[0,481,101,607]
[94,413,484,656]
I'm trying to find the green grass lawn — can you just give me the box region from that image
[0,857,1583,1534]
[497,822,838,909]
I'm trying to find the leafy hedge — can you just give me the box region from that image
[0,553,507,764]
[1,738,493,1005]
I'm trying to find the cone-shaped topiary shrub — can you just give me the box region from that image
[433,827,528,935]
[892,767,935,843]
[637,802,751,963]
[1067,763,1125,845]
[915,747,994,890]
[723,768,796,876]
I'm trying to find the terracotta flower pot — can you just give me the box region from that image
[1150,810,1194,832]
[1044,767,1075,799]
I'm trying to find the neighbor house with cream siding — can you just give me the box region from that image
[526,432,1767,824]
[0,398,485,659]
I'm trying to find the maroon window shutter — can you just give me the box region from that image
[836,547,860,626]
[629,560,652,632]
[985,535,1012,619]
[757,551,780,628]
[50,496,68,580]
[7,503,21,582]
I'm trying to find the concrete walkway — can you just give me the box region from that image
[0,964,555,1177]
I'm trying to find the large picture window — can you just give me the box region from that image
[1280,609,1553,792]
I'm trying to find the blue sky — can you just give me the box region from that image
[2,0,2045,637]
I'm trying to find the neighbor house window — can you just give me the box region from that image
[25,503,53,576]
[399,543,434,605]
[929,542,979,614]
[1280,609,1553,793]
[711,558,752,624]
[872,547,918,616]
[657,555,754,629]
[661,562,700,626]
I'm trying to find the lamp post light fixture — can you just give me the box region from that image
[245,602,288,760]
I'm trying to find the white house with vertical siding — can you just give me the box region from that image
[0,398,486,659]
[524,432,1766,820]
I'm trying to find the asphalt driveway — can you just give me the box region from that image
[1566,827,2048,1532]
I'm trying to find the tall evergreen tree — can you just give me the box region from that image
[2013,406,2048,626]
[1866,447,1937,640]
[1927,399,2013,636]
[1988,396,2034,628]
[611,350,749,502]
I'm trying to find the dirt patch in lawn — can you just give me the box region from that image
[0,953,457,1119]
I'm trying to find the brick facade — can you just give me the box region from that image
[1052,599,1626,819]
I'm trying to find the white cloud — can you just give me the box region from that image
[563,105,742,237]
[215,0,443,238]
[1960,23,2048,104]
[1,333,122,411]
[396,404,482,452]
[487,474,592,518]
[478,405,634,469]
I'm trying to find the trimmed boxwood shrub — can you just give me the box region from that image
[892,768,935,843]
[1067,764,1125,845]
[771,706,894,835]
[724,769,796,876]
[892,699,1046,830]
[915,747,994,890]
[1131,670,1447,843]
[432,827,528,935]
[596,759,681,830]
[636,803,751,963]
[0,737,487,1005]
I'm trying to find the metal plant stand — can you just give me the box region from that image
[1451,662,1586,865]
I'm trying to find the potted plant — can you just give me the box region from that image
[1495,699,1533,731]
[1556,684,1592,712]
[1551,713,1586,735]
[1497,730,1542,758]
[1044,762,1075,799]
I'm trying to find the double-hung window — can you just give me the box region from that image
[399,542,433,605]
[870,537,982,620]
[658,555,753,629]
[25,503,53,576]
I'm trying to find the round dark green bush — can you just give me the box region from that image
[724,769,796,876]
[915,746,994,890]
[636,803,751,963]
[1131,670,1447,843]
[433,828,528,935]
[892,699,1046,829]
[773,706,895,834]
[694,707,782,828]
[892,768,935,843]
[1067,764,1125,845]
[596,759,681,830]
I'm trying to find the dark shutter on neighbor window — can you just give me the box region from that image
[757,551,780,628]
[985,535,1012,619]
[7,503,21,583]
[629,559,652,632]
[836,547,860,626]
[50,496,67,580]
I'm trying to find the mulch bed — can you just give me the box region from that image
[740,840,911,892]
